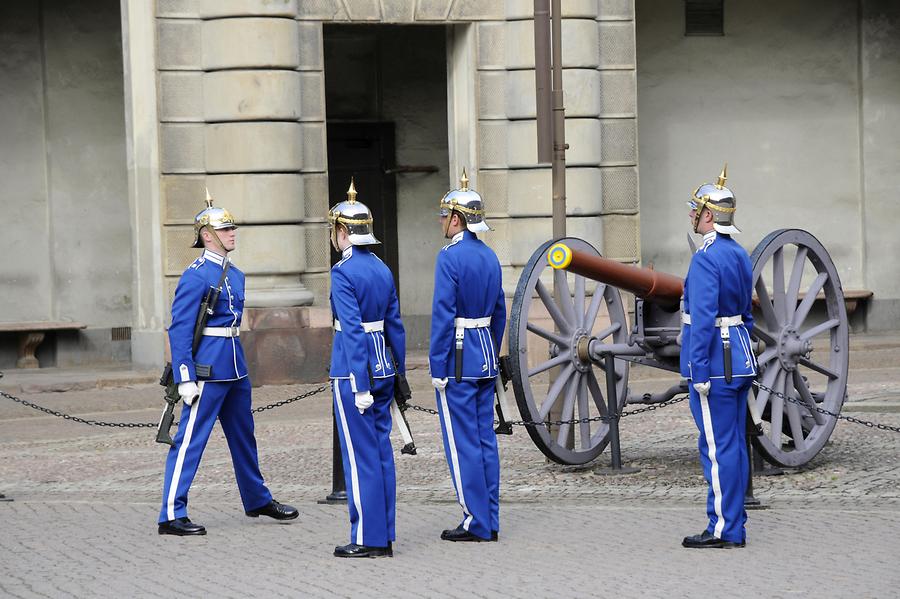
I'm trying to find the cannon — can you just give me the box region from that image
[506,230,849,468]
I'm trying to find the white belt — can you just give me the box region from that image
[680,314,742,327]
[454,317,491,329]
[202,326,240,337]
[334,319,384,333]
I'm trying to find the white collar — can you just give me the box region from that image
[451,231,465,243]
[702,231,717,243]
[202,249,227,265]
[341,246,353,259]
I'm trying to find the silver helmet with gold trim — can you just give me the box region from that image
[687,164,740,235]
[439,168,491,236]
[192,188,238,248]
[327,179,380,250]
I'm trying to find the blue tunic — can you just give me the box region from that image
[429,229,507,540]
[680,231,756,383]
[328,245,406,548]
[169,249,248,383]
[681,231,756,544]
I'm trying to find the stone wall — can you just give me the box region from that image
[0,1,131,367]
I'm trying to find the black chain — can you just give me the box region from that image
[406,392,688,429]
[752,380,900,434]
[0,384,330,428]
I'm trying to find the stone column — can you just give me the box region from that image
[155,0,331,382]
[476,0,641,284]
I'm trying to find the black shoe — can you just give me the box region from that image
[245,499,299,521]
[440,525,492,542]
[158,517,206,536]
[491,530,498,542]
[333,543,392,558]
[681,530,745,549]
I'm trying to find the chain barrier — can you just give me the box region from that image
[0,384,330,428]
[751,380,900,434]
[406,391,688,429]
[2,377,898,434]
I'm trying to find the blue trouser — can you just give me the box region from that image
[435,378,500,540]
[333,377,396,548]
[688,377,752,543]
[159,377,272,523]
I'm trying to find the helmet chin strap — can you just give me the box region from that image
[443,210,458,238]
[204,225,230,256]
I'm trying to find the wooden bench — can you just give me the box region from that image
[0,321,86,368]
[753,289,873,317]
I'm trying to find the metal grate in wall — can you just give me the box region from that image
[111,327,132,341]
[685,0,724,36]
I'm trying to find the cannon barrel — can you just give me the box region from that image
[547,242,684,307]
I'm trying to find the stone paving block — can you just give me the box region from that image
[205,122,304,173]
[198,0,298,18]
[506,0,600,19]
[161,174,205,223]
[598,20,635,68]
[298,72,326,122]
[476,21,506,70]
[599,118,637,166]
[300,122,327,172]
[380,0,415,22]
[598,0,634,21]
[157,19,201,70]
[296,0,348,20]
[159,123,204,174]
[449,0,503,20]
[344,0,381,20]
[205,173,306,223]
[414,0,452,21]
[504,19,600,69]
[297,21,324,70]
[202,17,300,70]
[159,71,203,122]
[203,70,303,121]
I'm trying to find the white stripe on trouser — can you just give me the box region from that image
[437,387,473,530]
[334,382,364,545]
[698,392,725,538]
[166,381,205,521]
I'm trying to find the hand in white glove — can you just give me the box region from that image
[354,390,374,414]
[431,377,448,391]
[178,381,200,406]
[693,381,711,397]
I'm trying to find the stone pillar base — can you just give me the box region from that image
[241,306,332,386]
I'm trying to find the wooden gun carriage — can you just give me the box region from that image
[505,230,849,469]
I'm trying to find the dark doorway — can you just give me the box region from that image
[326,122,399,283]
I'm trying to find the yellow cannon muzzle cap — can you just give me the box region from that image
[547,243,573,270]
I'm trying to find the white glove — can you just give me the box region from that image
[354,391,374,414]
[431,377,448,391]
[178,381,200,406]
[693,381,711,397]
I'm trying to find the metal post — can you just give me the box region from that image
[533,0,552,165]
[319,405,347,504]
[550,0,567,240]
[594,354,639,475]
[743,435,765,509]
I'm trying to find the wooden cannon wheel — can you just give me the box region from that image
[749,229,850,468]
[508,238,630,465]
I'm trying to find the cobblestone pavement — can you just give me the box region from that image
[1,356,899,598]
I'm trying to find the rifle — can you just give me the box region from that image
[494,356,514,435]
[156,260,231,446]
[387,347,417,456]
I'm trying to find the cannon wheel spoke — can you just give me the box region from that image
[749,229,848,468]
[508,238,628,465]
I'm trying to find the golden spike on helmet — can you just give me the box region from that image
[460,168,469,191]
[346,178,358,203]
[715,163,728,190]
[205,187,214,208]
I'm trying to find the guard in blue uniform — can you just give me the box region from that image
[328,180,406,559]
[158,191,298,536]
[681,166,756,549]
[430,170,506,543]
